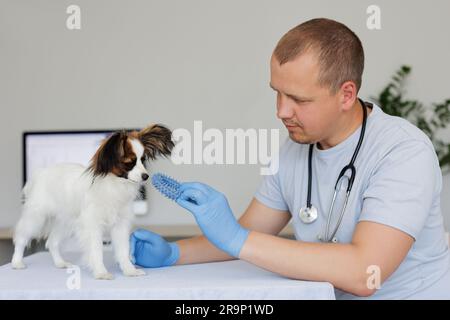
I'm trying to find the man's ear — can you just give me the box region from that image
[138,124,174,160]
[339,81,358,111]
[88,131,127,177]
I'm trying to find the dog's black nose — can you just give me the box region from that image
[142,173,149,181]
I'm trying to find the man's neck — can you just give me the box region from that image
[317,99,370,150]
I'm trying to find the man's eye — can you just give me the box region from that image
[287,95,300,103]
[293,98,308,105]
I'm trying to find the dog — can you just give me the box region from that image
[11,124,174,279]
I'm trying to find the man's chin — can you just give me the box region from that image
[288,132,314,145]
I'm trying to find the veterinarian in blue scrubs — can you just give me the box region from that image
[130,18,450,299]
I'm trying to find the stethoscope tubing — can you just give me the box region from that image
[304,98,368,242]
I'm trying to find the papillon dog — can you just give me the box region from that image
[11,124,174,279]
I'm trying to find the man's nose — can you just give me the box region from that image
[276,94,295,119]
[141,173,149,181]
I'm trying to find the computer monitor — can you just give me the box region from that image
[22,130,148,215]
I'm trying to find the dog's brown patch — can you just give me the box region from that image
[88,131,136,179]
[87,124,174,180]
[138,124,174,160]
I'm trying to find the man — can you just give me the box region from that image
[130,18,450,299]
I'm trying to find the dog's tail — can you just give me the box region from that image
[21,182,30,205]
[21,168,44,205]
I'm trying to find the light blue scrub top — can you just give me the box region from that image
[255,101,450,299]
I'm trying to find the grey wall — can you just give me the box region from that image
[1,0,449,236]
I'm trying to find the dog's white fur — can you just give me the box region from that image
[12,138,151,279]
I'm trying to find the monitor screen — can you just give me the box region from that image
[22,130,147,215]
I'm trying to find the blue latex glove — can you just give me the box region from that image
[176,182,250,258]
[130,229,179,268]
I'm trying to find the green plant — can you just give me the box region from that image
[372,65,450,173]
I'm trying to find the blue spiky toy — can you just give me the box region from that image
[151,173,182,201]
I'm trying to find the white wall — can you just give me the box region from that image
[1,0,449,231]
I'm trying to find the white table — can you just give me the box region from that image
[0,251,335,300]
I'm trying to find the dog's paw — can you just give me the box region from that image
[54,261,72,269]
[12,261,27,269]
[94,271,114,280]
[123,268,146,277]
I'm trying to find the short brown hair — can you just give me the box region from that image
[273,18,364,94]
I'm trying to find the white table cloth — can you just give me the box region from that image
[0,251,335,300]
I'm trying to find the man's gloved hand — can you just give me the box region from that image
[176,182,250,258]
[130,229,179,268]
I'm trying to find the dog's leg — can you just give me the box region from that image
[46,225,71,269]
[86,231,113,280]
[79,211,113,280]
[11,207,47,269]
[11,239,27,269]
[111,219,146,277]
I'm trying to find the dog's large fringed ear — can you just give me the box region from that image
[139,124,174,160]
[88,130,127,178]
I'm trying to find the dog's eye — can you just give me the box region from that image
[141,156,145,163]
[123,159,136,170]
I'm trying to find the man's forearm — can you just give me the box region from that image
[175,235,236,265]
[239,231,375,297]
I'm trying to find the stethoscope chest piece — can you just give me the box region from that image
[299,205,318,224]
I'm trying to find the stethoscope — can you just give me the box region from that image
[298,98,368,243]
